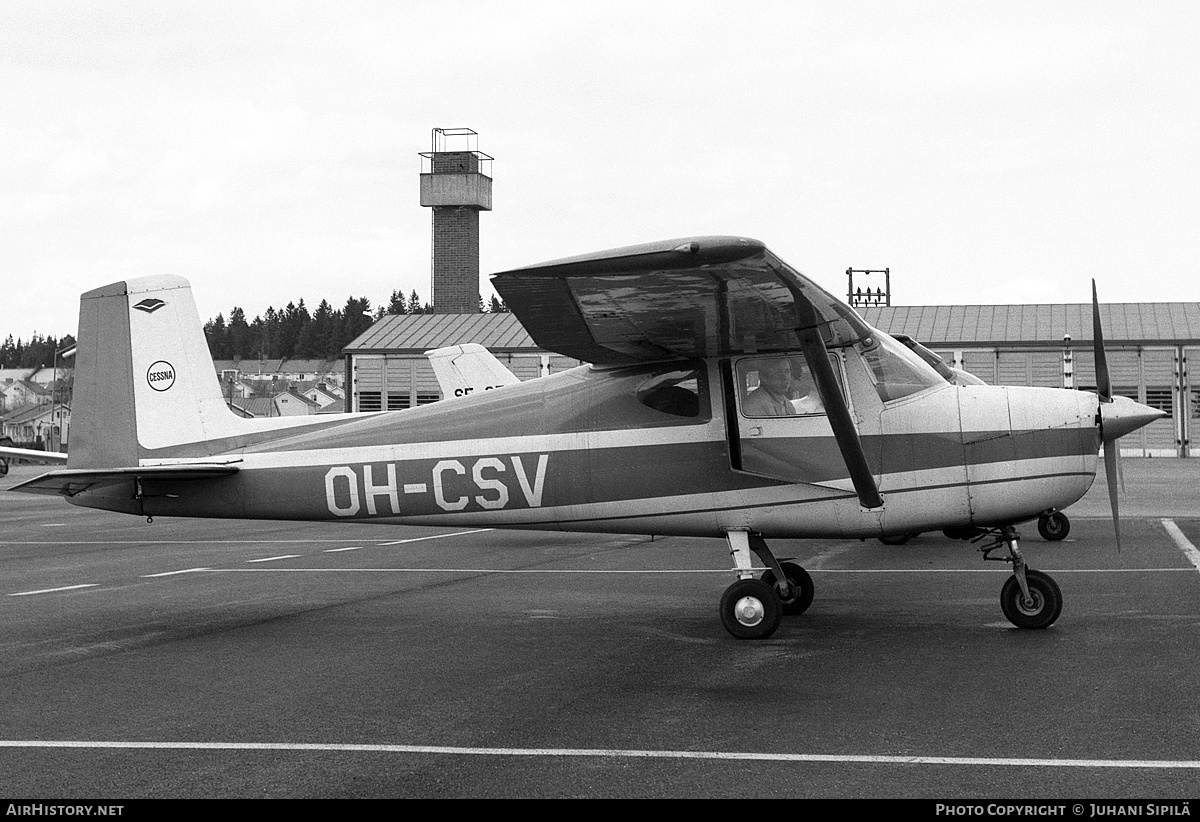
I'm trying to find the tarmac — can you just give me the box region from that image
[1061,457,1200,519]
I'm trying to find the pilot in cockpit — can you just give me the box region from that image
[742,358,824,417]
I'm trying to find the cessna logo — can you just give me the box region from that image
[134,298,167,313]
[146,360,175,392]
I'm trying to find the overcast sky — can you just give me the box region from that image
[3,1,1199,344]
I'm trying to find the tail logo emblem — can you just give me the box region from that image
[134,298,167,313]
[147,361,176,392]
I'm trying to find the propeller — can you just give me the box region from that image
[1091,280,1167,551]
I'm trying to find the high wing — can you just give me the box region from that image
[490,236,874,364]
[491,235,884,509]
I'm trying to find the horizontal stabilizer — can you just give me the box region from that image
[0,446,69,464]
[9,463,240,497]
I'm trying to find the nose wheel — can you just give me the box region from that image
[978,526,1064,629]
[1000,569,1063,629]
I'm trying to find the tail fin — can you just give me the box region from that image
[70,275,245,468]
[424,343,521,399]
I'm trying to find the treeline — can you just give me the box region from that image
[203,289,508,361]
[0,334,77,369]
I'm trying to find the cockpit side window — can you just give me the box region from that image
[637,367,708,420]
[735,355,842,418]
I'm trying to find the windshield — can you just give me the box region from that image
[859,332,948,402]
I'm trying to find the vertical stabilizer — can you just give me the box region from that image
[69,275,245,468]
[425,343,521,399]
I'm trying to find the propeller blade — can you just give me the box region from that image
[1091,280,1165,552]
[1117,443,1127,496]
[1094,279,1119,550]
[1103,438,1122,552]
[1092,279,1111,402]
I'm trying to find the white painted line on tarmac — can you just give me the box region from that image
[213,568,737,574]
[380,529,493,546]
[141,568,212,578]
[246,555,301,563]
[8,584,98,597]
[814,568,1195,574]
[0,739,1198,769]
[324,547,361,553]
[201,567,1198,576]
[0,539,396,546]
[1160,519,1200,573]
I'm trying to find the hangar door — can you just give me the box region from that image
[1139,349,1180,457]
[351,355,442,412]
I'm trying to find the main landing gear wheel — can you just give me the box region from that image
[719,579,782,640]
[1037,511,1070,541]
[1000,569,1063,629]
[760,561,815,616]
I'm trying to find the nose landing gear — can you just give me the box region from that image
[979,526,1063,629]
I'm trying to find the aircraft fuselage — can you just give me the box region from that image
[69,354,1102,540]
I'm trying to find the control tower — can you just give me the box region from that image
[419,128,493,313]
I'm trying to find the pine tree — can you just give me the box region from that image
[407,290,424,315]
[387,290,408,315]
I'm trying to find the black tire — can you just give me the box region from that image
[1037,512,1070,541]
[0,436,11,476]
[1000,569,1063,629]
[760,561,815,616]
[879,533,916,546]
[719,579,782,640]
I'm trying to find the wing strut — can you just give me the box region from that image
[794,306,883,510]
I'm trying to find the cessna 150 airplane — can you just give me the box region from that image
[6,236,1165,639]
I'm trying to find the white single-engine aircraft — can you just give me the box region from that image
[7,236,1164,639]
